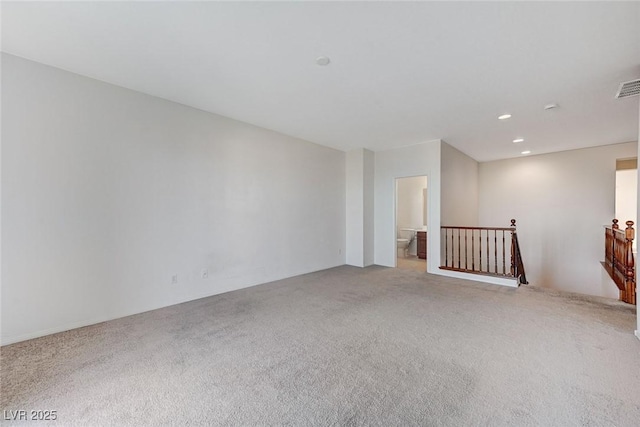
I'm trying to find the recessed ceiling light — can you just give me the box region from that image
[498,114,512,120]
[316,56,331,66]
[513,138,524,143]
[521,150,531,155]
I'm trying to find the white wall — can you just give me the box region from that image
[346,149,365,266]
[440,142,481,271]
[0,53,3,340]
[616,169,637,235]
[396,176,427,229]
[345,148,374,267]
[479,142,637,299]
[374,141,441,272]
[363,149,375,266]
[440,142,479,227]
[1,54,346,344]
[396,176,427,255]
[637,103,640,340]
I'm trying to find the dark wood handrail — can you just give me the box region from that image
[603,219,635,305]
[441,226,515,231]
[440,219,527,285]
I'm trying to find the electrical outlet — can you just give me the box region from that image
[171,274,178,285]
[201,269,209,279]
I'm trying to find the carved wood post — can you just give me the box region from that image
[625,221,635,304]
[510,219,516,277]
[610,218,624,280]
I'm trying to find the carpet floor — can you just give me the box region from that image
[2,265,639,426]
[396,256,427,273]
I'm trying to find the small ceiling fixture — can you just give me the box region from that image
[544,103,559,110]
[521,150,531,155]
[513,138,524,143]
[498,114,512,120]
[316,56,331,66]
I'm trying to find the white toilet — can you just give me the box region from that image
[397,228,416,258]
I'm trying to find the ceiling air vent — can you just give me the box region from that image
[616,79,640,98]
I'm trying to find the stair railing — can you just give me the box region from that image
[441,219,528,285]
[603,219,636,304]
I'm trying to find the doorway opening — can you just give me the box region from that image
[395,176,428,272]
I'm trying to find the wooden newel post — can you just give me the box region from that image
[610,219,618,269]
[510,219,516,276]
[625,221,635,305]
[625,221,634,241]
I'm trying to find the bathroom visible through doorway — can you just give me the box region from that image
[395,176,427,272]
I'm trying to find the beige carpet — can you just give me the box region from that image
[396,255,427,272]
[2,265,639,426]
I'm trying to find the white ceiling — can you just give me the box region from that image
[2,1,639,161]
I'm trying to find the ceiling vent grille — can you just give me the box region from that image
[616,79,640,98]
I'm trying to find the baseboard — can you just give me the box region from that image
[0,262,344,346]
[436,268,520,288]
[0,292,227,346]
[0,285,243,345]
[1,312,145,346]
